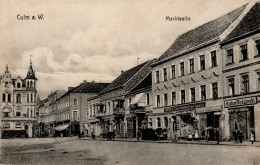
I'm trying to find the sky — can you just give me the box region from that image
[0,0,251,99]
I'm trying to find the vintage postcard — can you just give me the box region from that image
[0,0,260,164]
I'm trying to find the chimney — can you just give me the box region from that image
[83,80,87,83]
[121,70,124,74]
[68,87,74,91]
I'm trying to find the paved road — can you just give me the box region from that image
[1,138,260,165]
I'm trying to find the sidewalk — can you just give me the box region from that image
[81,136,260,147]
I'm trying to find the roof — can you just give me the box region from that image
[102,59,155,93]
[57,82,109,101]
[154,3,247,65]
[222,2,260,43]
[26,61,37,80]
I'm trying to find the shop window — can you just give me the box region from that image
[74,99,78,106]
[157,118,161,128]
[211,51,217,67]
[212,83,218,99]
[226,49,234,65]
[181,90,185,104]
[172,92,176,105]
[156,95,160,107]
[190,88,195,102]
[180,62,184,76]
[156,70,160,83]
[228,78,235,96]
[256,40,260,56]
[16,112,21,117]
[163,68,167,81]
[164,93,168,106]
[2,93,6,102]
[171,65,175,79]
[240,44,248,61]
[200,85,206,100]
[146,93,150,105]
[241,74,249,94]
[189,58,194,74]
[164,117,168,128]
[200,55,205,70]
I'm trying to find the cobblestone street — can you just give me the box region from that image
[1,137,260,165]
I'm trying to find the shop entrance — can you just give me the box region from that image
[229,107,255,140]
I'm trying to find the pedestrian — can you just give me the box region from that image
[238,130,243,143]
[137,130,140,141]
[250,131,254,144]
[91,131,95,140]
[215,128,220,144]
[201,128,205,140]
[233,130,238,143]
[194,130,199,141]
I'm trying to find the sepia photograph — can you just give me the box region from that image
[0,0,260,164]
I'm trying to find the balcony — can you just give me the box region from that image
[113,107,125,115]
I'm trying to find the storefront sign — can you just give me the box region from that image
[196,105,222,114]
[224,97,258,108]
[164,102,205,113]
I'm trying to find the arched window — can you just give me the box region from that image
[27,81,29,88]
[30,81,33,88]
[157,117,161,128]
[17,82,21,88]
[164,117,168,128]
[31,93,33,103]
[16,122,21,128]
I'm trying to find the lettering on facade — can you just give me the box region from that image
[224,97,258,108]
[164,102,206,113]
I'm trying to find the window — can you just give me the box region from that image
[73,111,78,121]
[256,40,260,56]
[16,112,21,117]
[200,55,205,70]
[148,118,153,128]
[180,62,184,76]
[156,95,160,107]
[27,94,29,103]
[5,82,8,87]
[4,112,9,117]
[181,90,185,104]
[212,83,218,99]
[16,94,21,103]
[146,93,150,105]
[240,44,248,61]
[3,123,10,128]
[201,85,206,100]
[17,82,21,88]
[2,93,6,102]
[228,78,235,96]
[16,123,21,128]
[164,93,168,106]
[227,49,234,64]
[241,74,249,94]
[171,65,175,79]
[164,117,168,128]
[7,94,11,102]
[172,92,176,105]
[163,68,167,81]
[157,118,161,128]
[31,93,33,103]
[27,108,29,117]
[189,59,194,74]
[156,70,160,83]
[190,88,195,102]
[211,51,217,67]
[74,99,78,106]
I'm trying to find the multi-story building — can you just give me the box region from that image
[1,60,37,138]
[89,59,155,138]
[151,2,256,141]
[220,1,260,141]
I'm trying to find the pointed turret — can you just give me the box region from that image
[25,58,37,80]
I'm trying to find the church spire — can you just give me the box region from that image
[25,56,37,80]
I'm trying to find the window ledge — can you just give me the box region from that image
[209,66,218,69]
[198,70,206,73]
[226,63,234,66]
[239,58,249,62]
[188,72,195,75]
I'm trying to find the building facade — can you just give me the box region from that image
[1,60,37,138]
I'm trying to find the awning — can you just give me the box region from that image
[130,93,145,105]
[55,124,69,131]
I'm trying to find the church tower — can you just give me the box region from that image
[25,58,37,89]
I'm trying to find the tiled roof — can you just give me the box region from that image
[71,82,109,93]
[222,2,260,43]
[102,60,150,93]
[155,4,247,64]
[128,73,152,95]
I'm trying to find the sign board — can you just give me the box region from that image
[164,102,205,113]
[224,97,258,108]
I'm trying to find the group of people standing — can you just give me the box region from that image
[233,130,255,144]
[200,127,220,143]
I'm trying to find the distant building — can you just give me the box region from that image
[1,60,37,138]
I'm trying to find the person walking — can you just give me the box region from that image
[137,130,140,141]
[215,128,220,144]
[238,130,243,143]
[250,131,255,144]
[233,130,238,143]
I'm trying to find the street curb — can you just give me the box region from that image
[79,138,260,147]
